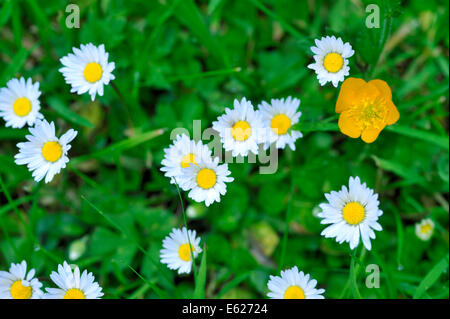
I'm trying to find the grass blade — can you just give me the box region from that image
[350,252,363,299]
[174,0,229,67]
[81,195,173,285]
[166,67,241,82]
[0,0,13,29]
[128,265,170,299]
[0,43,38,83]
[70,128,166,166]
[217,272,251,298]
[413,254,449,299]
[247,0,304,40]
[47,97,94,128]
[193,244,207,299]
[293,122,339,133]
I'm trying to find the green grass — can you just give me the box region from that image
[0,0,448,299]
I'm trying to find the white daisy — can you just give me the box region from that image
[0,260,43,299]
[45,261,103,299]
[160,134,212,186]
[160,227,202,275]
[212,97,265,157]
[318,176,383,251]
[0,77,43,128]
[258,96,303,151]
[307,35,354,87]
[415,218,435,241]
[14,119,78,183]
[59,43,115,101]
[267,266,325,299]
[178,152,234,207]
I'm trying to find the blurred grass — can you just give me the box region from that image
[0,0,448,299]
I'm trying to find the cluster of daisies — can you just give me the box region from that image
[160,96,303,207]
[0,34,414,300]
[159,175,385,299]
[160,228,325,299]
[0,43,115,183]
[159,207,436,300]
[156,35,405,299]
[0,260,103,299]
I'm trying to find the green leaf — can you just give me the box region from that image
[413,254,449,299]
[47,97,94,128]
[193,244,207,299]
[372,155,427,185]
[386,125,449,151]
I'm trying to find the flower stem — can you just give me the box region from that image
[111,81,134,131]
[339,246,367,298]
[174,181,198,282]
[350,249,363,299]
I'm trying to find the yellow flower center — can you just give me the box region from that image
[271,114,291,135]
[64,288,86,299]
[232,121,251,141]
[178,243,195,261]
[284,285,305,299]
[10,280,32,299]
[196,168,217,189]
[342,202,365,225]
[348,97,387,130]
[181,153,196,168]
[323,52,344,73]
[83,62,103,83]
[41,141,63,162]
[420,224,433,235]
[362,100,384,122]
[13,97,32,117]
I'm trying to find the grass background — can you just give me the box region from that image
[0,0,448,299]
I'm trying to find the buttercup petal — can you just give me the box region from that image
[336,78,367,113]
[338,111,362,138]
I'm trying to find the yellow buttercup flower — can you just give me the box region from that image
[336,78,400,143]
